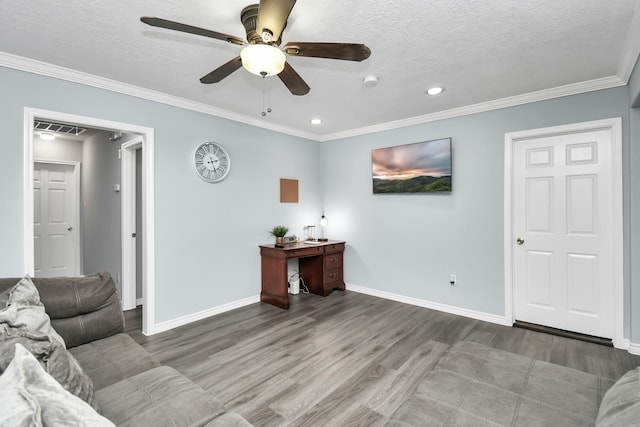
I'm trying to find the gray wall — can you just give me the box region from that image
[81,131,122,287]
[0,65,320,324]
[320,86,634,336]
[34,136,83,163]
[1,61,638,342]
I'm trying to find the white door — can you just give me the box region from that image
[513,128,615,338]
[34,162,80,277]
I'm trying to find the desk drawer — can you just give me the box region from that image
[285,246,323,258]
[324,253,343,269]
[323,268,343,286]
[324,243,345,254]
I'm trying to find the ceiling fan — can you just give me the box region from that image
[141,0,371,96]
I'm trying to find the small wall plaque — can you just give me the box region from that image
[280,178,299,203]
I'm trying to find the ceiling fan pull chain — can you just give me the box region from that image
[261,78,273,117]
[262,81,267,117]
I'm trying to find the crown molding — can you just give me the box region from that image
[319,75,627,141]
[617,0,640,83]
[0,50,634,143]
[319,2,640,142]
[0,52,318,141]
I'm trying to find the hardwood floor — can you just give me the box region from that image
[124,291,640,426]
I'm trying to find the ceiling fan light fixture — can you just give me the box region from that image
[240,44,286,77]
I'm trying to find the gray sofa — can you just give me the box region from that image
[0,272,251,427]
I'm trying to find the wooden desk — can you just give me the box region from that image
[259,240,345,309]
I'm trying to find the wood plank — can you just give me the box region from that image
[367,340,450,417]
[124,291,640,425]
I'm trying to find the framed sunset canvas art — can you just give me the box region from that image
[372,138,452,194]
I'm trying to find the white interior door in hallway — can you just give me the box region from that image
[34,161,80,277]
[511,122,620,339]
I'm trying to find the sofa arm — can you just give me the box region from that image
[0,272,125,348]
[596,367,640,426]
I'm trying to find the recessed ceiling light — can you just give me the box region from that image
[40,132,56,141]
[426,87,443,96]
[363,75,379,87]
[310,118,322,125]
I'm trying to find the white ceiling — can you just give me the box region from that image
[1,0,639,140]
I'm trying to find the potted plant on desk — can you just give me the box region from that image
[269,225,289,247]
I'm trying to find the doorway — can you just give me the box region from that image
[504,118,624,348]
[121,137,143,310]
[23,107,156,336]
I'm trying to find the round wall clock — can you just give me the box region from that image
[193,142,231,183]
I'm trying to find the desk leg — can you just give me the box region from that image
[260,253,290,309]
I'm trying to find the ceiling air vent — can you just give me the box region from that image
[34,120,88,136]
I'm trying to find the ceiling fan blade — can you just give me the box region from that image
[140,17,245,46]
[200,56,243,84]
[284,42,371,61]
[257,0,296,43]
[278,62,310,96]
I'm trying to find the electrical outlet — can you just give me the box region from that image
[449,274,456,286]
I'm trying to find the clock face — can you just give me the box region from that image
[193,142,231,183]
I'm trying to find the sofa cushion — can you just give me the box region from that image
[0,272,125,348]
[0,275,65,346]
[0,328,99,411]
[96,366,225,427]
[0,276,98,410]
[0,343,114,427]
[0,328,51,369]
[69,333,161,390]
[596,366,640,426]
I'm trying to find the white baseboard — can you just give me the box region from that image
[346,284,640,355]
[136,298,143,307]
[153,295,260,334]
[145,286,640,356]
[346,283,512,326]
[628,341,640,356]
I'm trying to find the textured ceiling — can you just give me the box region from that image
[0,0,638,139]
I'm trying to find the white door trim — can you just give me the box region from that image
[504,117,624,349]
[33,159,82,276]
[24,107,157,336]
[121,137,143,311]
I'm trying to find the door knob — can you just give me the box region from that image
[516,237,524,245]
[67,226,73,231]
